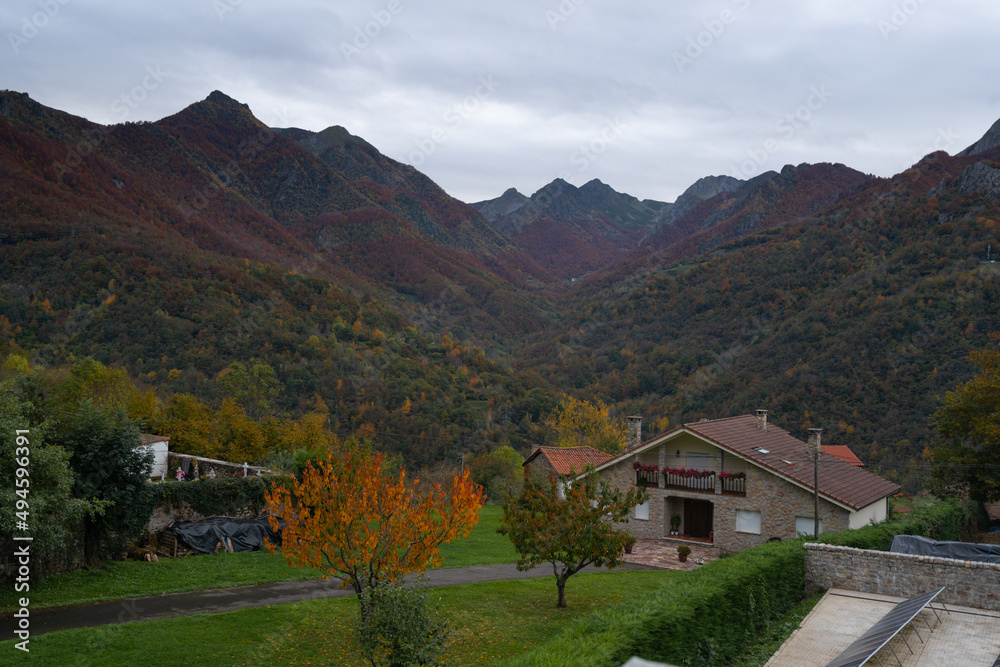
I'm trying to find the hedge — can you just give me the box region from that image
[150,475,295,518]
[501,539,805,667]
[501,499,976,667]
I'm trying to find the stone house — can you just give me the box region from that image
[523,445,613,497]
[589,410,900,553]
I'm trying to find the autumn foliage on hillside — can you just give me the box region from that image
[524,151,1000,490]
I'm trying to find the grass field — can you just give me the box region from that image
[0,569,681,666]
[0,504,515,613]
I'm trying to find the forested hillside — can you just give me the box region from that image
[3,88,1000,489]
[522,149,1000,489]
[0,90,560,465]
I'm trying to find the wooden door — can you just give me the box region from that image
[684,499,714,539]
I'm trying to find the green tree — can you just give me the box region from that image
[469,447,523,503]
[0,382,104,578]
[53,358,157,424]
[929,333,1000,505]
[498,469,648,607]
[53,401,155,566]
[217,360,280,420]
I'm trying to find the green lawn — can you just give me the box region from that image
[0,569,680,666]
[435,504,518,568]
[0,504,515,613]
[0,549,324,614]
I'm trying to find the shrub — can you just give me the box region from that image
[358,579,450,667]
[156,475,293,518]
[501,539,805,667]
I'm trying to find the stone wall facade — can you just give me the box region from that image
[601,447,849,552]
[805,543,1000,611]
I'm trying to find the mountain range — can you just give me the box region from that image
[2,89,999,487]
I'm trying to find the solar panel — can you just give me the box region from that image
[825,587,945,667]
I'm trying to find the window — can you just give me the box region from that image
[635,499,649,520]
[735,509,761,534]
[795,516,824,536]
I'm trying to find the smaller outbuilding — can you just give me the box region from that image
[137,433,170,480]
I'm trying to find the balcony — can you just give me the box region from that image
[720,472,746,497]
[633,464,747,497]
[634,465,659,487]
[662,468,715,493]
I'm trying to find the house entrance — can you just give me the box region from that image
[684,499,714,539]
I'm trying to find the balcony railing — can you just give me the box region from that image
[720,473,746,496]
[635,468,659,487]
[662,468,715,493]
[633,464,747,496]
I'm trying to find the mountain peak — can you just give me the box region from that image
[173,90,263,129]
[959,117,1000,157]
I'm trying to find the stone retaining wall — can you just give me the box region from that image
[805,542,1000,611]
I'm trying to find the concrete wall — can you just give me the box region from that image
[805,542,1000,611]
[602,444,850,552]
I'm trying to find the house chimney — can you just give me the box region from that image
[626,416,642,450]
[807,428,822,459]
[755,409,768,431]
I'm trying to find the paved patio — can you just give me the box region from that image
[623,539,722,571]
[766,589,1000,666]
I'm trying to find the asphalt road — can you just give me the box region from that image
[1,561,658,637]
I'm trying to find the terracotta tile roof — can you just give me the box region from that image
[139,433,170,446]
[524,446,613,476]
[597,415,900,511]
[684,416,899,510]
[822,444,864,467]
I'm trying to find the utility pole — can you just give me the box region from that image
[808,428,822,540]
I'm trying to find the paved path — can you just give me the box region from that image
[623,539,721,571]
[1,562,659,637]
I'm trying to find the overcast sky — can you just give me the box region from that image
[3,1,1000,203]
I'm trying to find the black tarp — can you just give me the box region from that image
[890,534,1000,563]
[165,516,283,554]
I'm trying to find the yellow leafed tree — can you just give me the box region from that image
[545,395,626,454]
